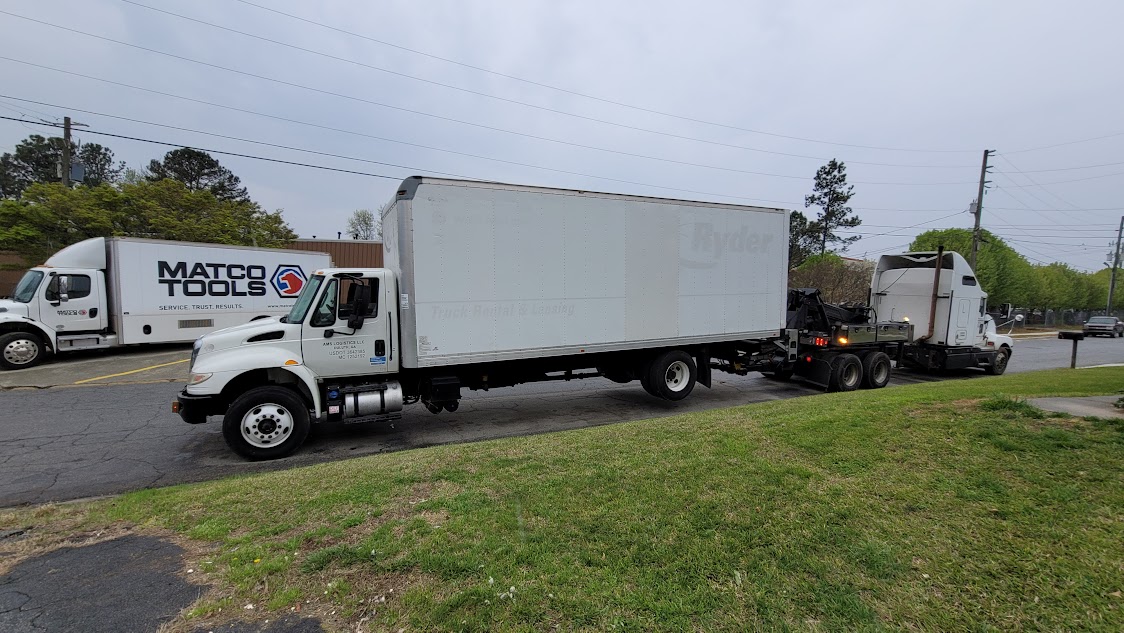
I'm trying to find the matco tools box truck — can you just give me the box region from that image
[0,237,331,369]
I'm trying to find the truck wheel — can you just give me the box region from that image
[986,348,1010,376]
[0,332,46,370]
[646,350,697,401]
[861,352,892,389]
[827,354,862,392]
[222,386,311,460]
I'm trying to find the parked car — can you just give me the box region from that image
[1082,316,1124,337]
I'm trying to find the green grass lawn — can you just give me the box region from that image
[4,368,1124,632]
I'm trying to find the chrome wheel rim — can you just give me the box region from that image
[872,360,890,384]
[3,339,39,366]
[241,403,293,448]
[843,363,860,387]
[664,360,690,392]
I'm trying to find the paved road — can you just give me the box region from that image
[1,336,1120,506]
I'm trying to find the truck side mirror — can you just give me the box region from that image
[1015,314,1024,322]
[346,284,372,330]
[58,276,69,303]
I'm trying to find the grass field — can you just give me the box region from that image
[3,368,1123,632]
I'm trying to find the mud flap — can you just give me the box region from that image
[795,354,834,390]
[696,352,711,388]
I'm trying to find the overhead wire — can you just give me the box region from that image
[0,108,828,206]
[0,10,982,175]
[226,0,980,155]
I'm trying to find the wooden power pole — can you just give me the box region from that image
[1108,215,1124,313]
[970,149,994,271]
[61,116,72,188]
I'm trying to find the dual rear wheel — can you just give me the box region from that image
[828,351,892,392]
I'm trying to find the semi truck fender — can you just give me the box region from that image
[0,316,56,350]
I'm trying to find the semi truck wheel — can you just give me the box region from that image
[646,350,697,401]
[0,331,45,370]
[222,386,311,460]
[861,352,892,389]
[827,354,862,392]
[985,348,1010,376]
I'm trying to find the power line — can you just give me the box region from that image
[0,10,981,175]
[0,101,820,206]
[995,153,1085,213]
[1003,131,1124,155]
[0,115,405,181]
[993,159,1124,173]
[227,0,980,156]
[0,64,970,191]
[0,114,819,206]
[119,0,984,166]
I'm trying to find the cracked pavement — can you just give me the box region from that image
[0,336,1120,507]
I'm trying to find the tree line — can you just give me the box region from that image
[0,134,296,265]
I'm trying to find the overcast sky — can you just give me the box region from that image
[1,0,1122,271]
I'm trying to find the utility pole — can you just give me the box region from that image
[61,116,72,188]
[970,149,994,271]
[1108,215,1124,313]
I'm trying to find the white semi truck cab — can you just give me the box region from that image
[0,237,331,370]
[871,250,1013,373]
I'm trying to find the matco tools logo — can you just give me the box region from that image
[271,265,307,297]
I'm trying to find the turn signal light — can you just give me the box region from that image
[837,337,849,345]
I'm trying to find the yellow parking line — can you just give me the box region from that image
[73,358,190,385]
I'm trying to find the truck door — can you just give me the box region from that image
[301,272,392,378]
[953,299,971,344]
[39,271,108,335]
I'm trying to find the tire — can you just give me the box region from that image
[640,369,659,397]
[222,386,311,460]
[986,348,1010,376]
[645,350,697,401]
[827,353,862,392]
[861,352,892,389]
[0,331,46,370]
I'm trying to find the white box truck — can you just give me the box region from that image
[0,237,331,369]
[174,177,1011,460]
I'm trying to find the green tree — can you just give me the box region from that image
[0,180,296,265]
[788,210,820,267]
[0,134,67,198]
[76,143,125,187]
[804,159,861,255]
[0,135,126,197]
[147,148,249,202]
[910,228,1034,306]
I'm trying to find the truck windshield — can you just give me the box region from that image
[284,275,324,324]
[11,270,44,303]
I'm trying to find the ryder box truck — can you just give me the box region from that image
[0,237,331,369]
[174,177,1011,460]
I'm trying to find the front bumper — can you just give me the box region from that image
[172,390,224,424]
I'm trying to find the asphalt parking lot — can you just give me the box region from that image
[0,344,191,390]
[0,335,1120,506]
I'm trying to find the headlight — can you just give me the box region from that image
[189,372,212,385]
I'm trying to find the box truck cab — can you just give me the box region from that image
[0,237,331,370]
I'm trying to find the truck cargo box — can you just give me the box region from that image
[382,178,790,369]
